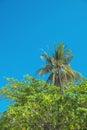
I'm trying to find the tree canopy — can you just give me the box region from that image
[0,75,87,130]
[0,43,86,130]
[36,43,82,94]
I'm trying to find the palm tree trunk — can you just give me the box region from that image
[59,76,64,94]
[54,73,64,94]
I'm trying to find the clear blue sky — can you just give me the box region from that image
[0,0,87,111]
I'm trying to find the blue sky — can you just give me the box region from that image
[0,0,87,111]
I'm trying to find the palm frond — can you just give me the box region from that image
[36,65,53,76]
[73,71,83,81]
[63,65,82,82]
[54,43,64,60]
[64,54,74,64]
[41,53,52,65]
[47,73,54,84]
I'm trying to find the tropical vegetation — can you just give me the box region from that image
[36,43,82,93]
[0,43,86,130]
[0,75,87,130]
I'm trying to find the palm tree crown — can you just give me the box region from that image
[36,43,82,93]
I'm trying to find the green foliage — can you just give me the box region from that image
[36,43,82,94]
[0,75,87,130]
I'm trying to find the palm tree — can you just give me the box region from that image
[36,43,82,94]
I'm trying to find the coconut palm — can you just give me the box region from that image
[36,43,82,94]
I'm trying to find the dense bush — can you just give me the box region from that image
[0,75,87,130]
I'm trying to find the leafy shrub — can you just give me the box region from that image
[0,75,87,130]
